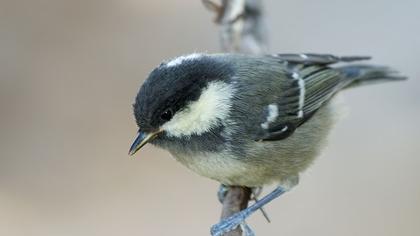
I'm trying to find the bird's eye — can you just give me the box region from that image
[160,108,173,121]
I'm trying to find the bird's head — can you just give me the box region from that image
[129,54,236,155]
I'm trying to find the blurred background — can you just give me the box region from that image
[1,0,419,235]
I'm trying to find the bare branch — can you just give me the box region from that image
[204,0,268,54]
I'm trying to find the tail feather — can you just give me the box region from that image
[338,64,407,88]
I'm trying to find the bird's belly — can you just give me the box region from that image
[170,151,277,187]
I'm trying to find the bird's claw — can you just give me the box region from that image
[213,185,289,235]
[240,222,256,236]
[251,187,271,223]
[211,211,254,236]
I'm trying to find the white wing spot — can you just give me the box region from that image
[297,78,305,118]
[267,104,279,122]
[297,110,304,118]
[292,72,306,118]
[261,104,279,129]
[300,54,309,59]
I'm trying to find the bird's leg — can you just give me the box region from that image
[218,185,270,223]
[211,186,287,236]
[251,187,262,199]
[219,185,263,206]
[240,222,255,236]
[217,184,229,203]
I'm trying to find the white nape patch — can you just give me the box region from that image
[162,81,234,137]
[292,72,306,118]
[166,53,203,67]
[261,104,279,129]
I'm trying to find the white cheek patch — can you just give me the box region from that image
[162,81,235,137]
[166,53,203,67]
[261,104,279,129]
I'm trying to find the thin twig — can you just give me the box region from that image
[203,0,267,54]
[203,0,268,235]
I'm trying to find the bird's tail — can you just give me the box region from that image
[338,64,407,89]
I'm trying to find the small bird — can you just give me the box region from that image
[129,53,405,236]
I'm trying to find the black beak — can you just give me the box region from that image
[128,130,161,156]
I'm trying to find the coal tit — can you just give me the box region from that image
[129,53,405,235]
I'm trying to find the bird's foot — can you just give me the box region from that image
[240,222,255,236]
[217,185,271,223]
[212,186,287,236]
[250,187,270,223]
[210,210,255,236]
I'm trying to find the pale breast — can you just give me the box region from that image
[170,150,269,186]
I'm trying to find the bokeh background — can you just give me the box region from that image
[1,0,419,235]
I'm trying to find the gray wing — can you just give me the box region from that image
[272,53,371,65]
[255,53,370,141]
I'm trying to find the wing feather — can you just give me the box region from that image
[256,53,369,141]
